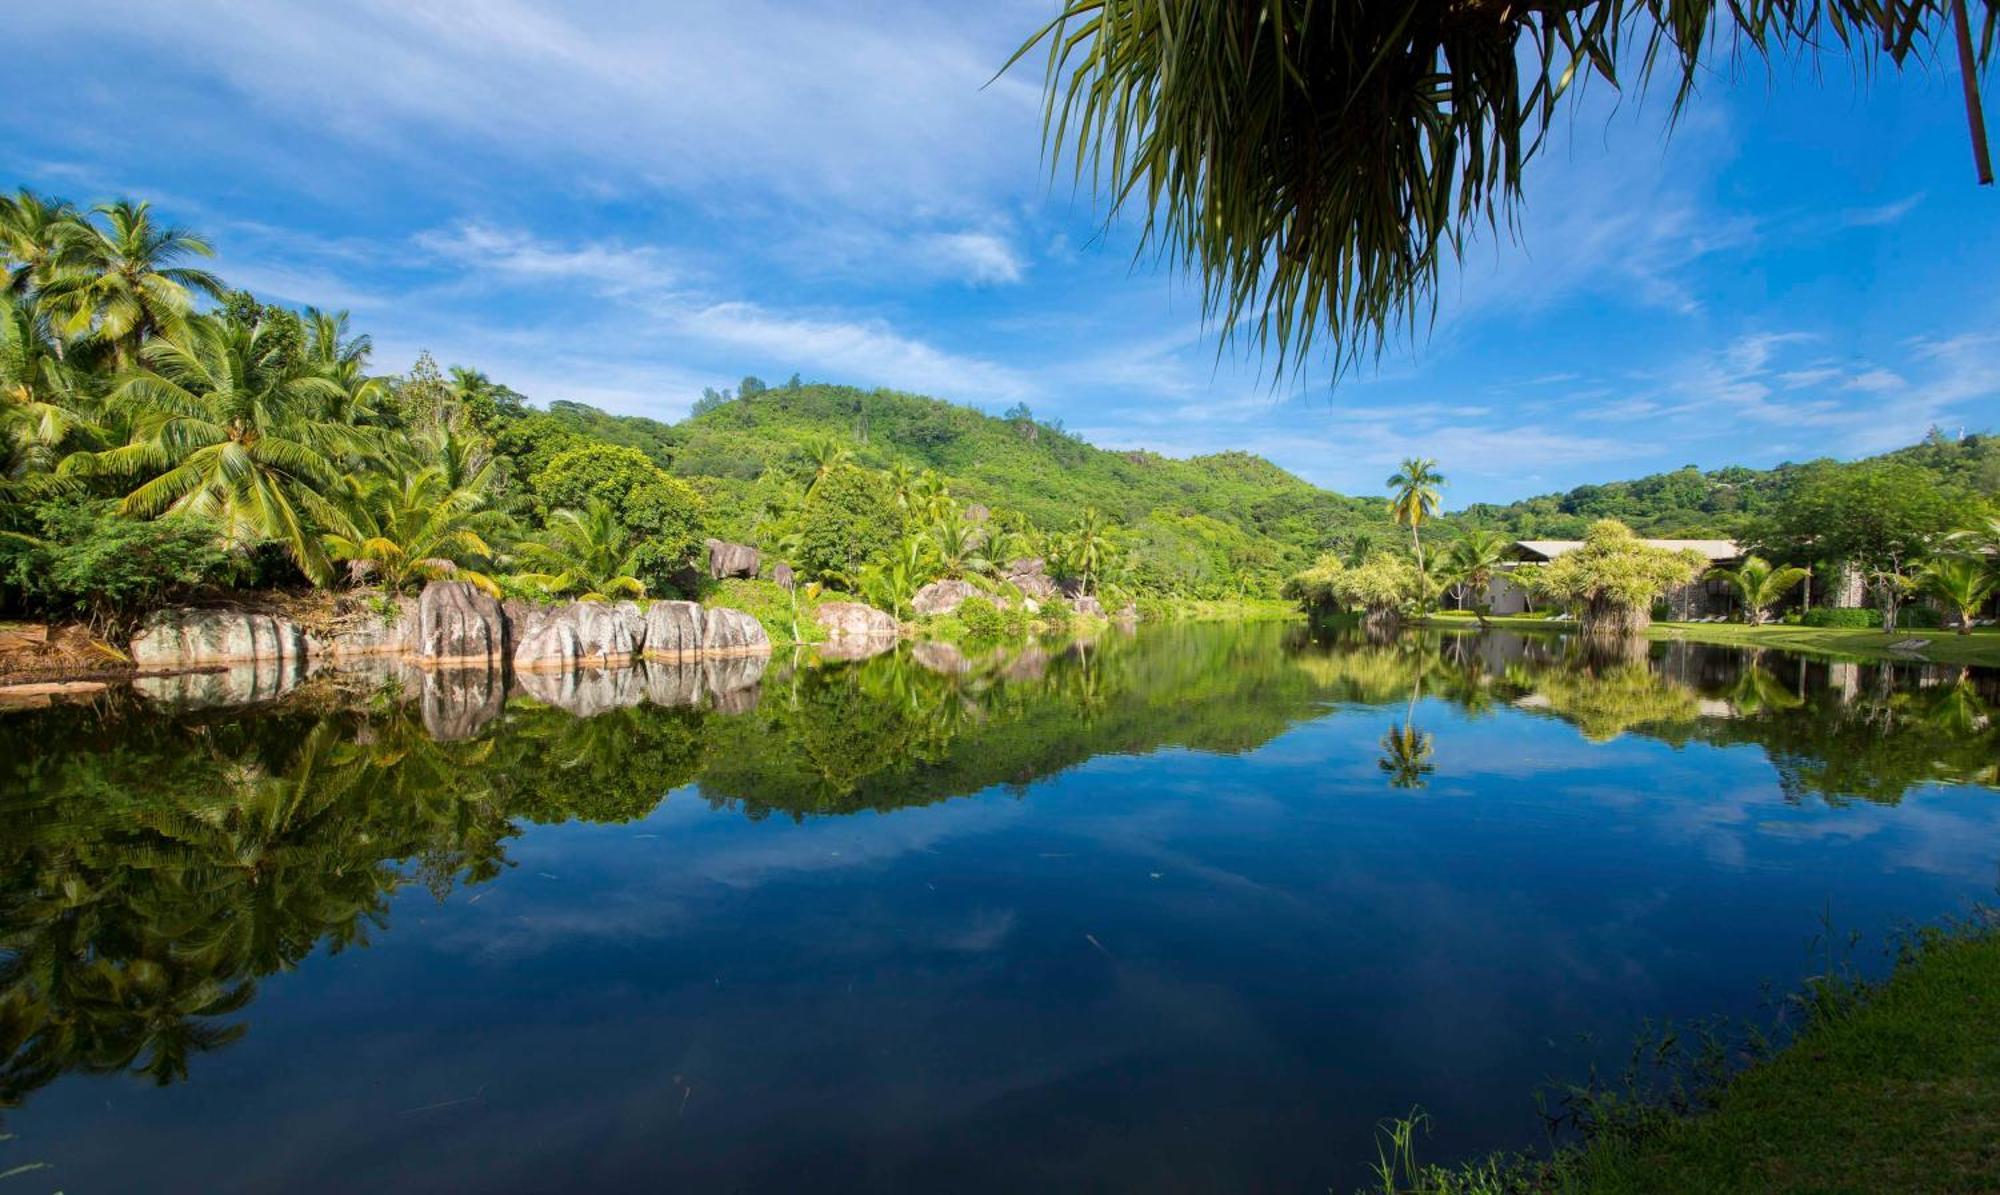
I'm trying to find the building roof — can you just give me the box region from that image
[1513,538,1741,562]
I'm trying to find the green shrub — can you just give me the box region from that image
[957,596,1008,640]
[4,501,239,627]
[1799,607,1879,628]
[794,466,905,581]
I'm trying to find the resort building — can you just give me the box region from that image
[1484,539,1745,619]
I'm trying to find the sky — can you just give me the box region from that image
[5,0,1997,506]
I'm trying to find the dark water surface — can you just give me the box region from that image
[3,623,1998,1192]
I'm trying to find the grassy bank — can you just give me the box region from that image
[1374,922,2000,1193]
[1419,611,2000,667]
[1138,597,1302,623]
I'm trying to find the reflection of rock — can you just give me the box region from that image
[912,640,970,675]
[1001,646,1048,682]
[912,579,983,616]
[417,663,507,740]
[706,538,760,580]
[814,635,896,662]
[413,582,508,665]
[815,601,899,639]
[704,655,767,713]
[513,602,646,672]
[135,656,309,711]
[641,659,707,707]
[130,608,310,670]
[517,664,648,718]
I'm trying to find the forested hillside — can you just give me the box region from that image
[1456,432,2000,540]
[510,380,1398,596]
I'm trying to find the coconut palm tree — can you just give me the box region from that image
[323,454,508,595]
[1918,555,1998,634]
[509,499,645,600]
[39,199,225,367]
[62,312,354,583]
[797,433,853,498]
[1010,1,1993,380]
[1387,457,1443,587]
[1707,555,1812,624]
[0,292,101,488]
[926,516,993,580]
[302,308,388,426]
[0,188,82,297]
[1056,507,1117,595]
[1443,528,1511,626]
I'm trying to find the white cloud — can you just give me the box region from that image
[917,231,1027,285]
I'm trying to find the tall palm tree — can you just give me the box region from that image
[0,188,82,297]
[40,200,225,367]
[1918,555,1998,634]
[510,499,645,600]
[1386,457,1443,583]
[1057,508,1117,595]
[1707,555,1812,624]
[1011,1,1993,380]
[302,308,388,425]
[62,312,353,583]
[1443,529,1510,626]
[0,292,101,489]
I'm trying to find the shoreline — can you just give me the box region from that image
[1416,611,2000,668]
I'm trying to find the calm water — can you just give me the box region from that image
[3,623,1998,1192]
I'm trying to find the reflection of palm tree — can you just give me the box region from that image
[1378,722,1435,789]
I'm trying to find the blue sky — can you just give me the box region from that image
[6,1,1996,506]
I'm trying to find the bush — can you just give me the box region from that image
[3,501,238,626]
[794,466,905,581]
[1799,607,1880,628]
[956,597,1010,641]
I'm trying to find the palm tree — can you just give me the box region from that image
[302,308,388,425]
[1917,555,1997,634]
[510,499,645,600]
[63,312,354,583]
[40,200,225,367]
[1010,1,1993,380]
[1707,555,1812,624]
[1387,457,1443,588]
[0,188,82,297]
[1443,529,1510,626]
[797,434,852,497]
[926,516,993,580]
[323,453,508,594]
[1,292,101,489]
[1056,508,1116,595]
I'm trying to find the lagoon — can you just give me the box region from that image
[3,623,1997,1191]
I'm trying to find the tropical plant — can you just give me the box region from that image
[1917,554,1998,634]
[0,188,80,297]
[1387,458,1444,597]
[1010,0,1993,379]
[1707,555,1812,624]
[323,455,508,595]
[797,433,853,497]
[62,310,355,583]
[1525,520,1706,636]
[1051,507,1118,594]
[39,199,225,366]
[926,515,993,580]
[1443,529,1511,626]
[509,498,645,600]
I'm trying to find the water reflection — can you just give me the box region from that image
[1,622,1995,1163]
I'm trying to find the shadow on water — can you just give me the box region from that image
[1,620,1996,1186]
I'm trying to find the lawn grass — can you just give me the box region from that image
[1419,610,2000,667]
[1371,925,2000,1193]
[1564,927,2000,1194]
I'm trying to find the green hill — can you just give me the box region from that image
[516,381,1397,598]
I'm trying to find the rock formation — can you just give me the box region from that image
[814,601,899,639]
[773,562,796,591]
[129,608,310,671]
[706,538,760,580]
[412,582,508,665]
[911,579,985,617]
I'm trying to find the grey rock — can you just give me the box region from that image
[911,579,984,617]
[814,601,899,639]
[701,606,771,657]
[705,538,760,580]
[513,602,644,672]
[325,597,416,659]
[130,608,309,670]
[413,582,508,665]
[643,601,707,660]
[1072,594,1107,618]
[774,562,796,591]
